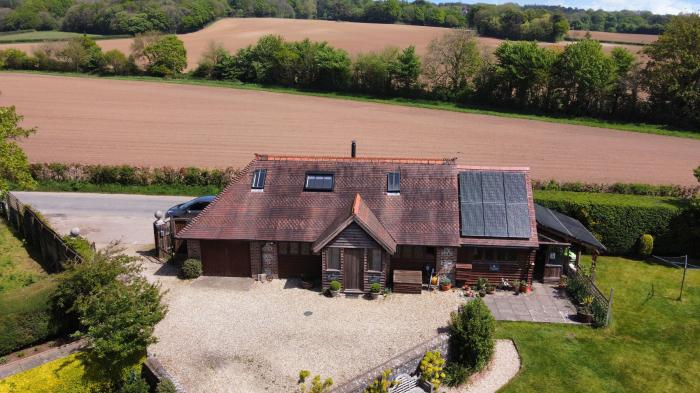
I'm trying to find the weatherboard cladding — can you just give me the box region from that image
[177,155,538,249]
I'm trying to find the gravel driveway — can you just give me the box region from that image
[142,262,466,393]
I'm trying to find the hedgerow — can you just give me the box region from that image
[534,190,685,255]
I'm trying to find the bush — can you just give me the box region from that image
[637,234,654,257]
[442,362,468,387]
[156,379,177,393]
[419,351,446,389]
[180,259,202,279]
[370,282,381,293]
[449,298,495,372]
[62,235,95,261]
[329,280,341,292]
[298,370,333,393]
[364,369,394,393]
[0,309,55,356]
[119,369,150,393]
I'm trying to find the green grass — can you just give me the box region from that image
[0,222,49,294]
[31,179,217,196]
[2,70,698,140]
[497,256,699,392]
[0,31,126,44]
[533,189,684,209]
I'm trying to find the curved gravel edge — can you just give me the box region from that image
[448,339,521,393]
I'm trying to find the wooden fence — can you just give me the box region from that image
[153,217,191,261]
[566,266,614,327]
[2,192,84,272]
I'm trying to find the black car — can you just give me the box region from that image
[165,196,215,218]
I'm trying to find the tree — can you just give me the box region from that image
[608,47,639,118]
[0,106,36,195]
[493,40,556,107]
[388,45,421,93]
[644,14,700,129]
[59,35,105,72]
[423,29,483,96]
[694,166,700,183]
[449,298,495,372]
[352,48,396,95]
[103,49,135,75]
[132,34,187,77]
[551,39,615,116]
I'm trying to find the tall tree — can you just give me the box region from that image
[388,45,421,93]
[644,14,700,129]
[493,41,556,107]
[0,106,36,194]
[423,29,483,96]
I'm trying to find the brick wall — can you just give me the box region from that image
[186,240,201,260]
[437,247,457,283]
[250,241,262,277]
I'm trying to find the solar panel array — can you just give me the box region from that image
[459,171,531,238]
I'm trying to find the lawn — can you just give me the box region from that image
[0,353,111,393]
[0,31,123,44]
[0,222,48,293]
[497,256,699,392]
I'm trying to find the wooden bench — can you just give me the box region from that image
[393,270,422,294]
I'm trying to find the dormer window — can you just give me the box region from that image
[251,169,266,190]
[305,173,334,191]
[387,172,400,194]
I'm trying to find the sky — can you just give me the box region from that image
[466,1,700,14]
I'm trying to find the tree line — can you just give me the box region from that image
[1,0,674,41]
[1,14,698,129]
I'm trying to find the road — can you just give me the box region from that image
[12,191,191,250]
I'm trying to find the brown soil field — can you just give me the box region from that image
[1,73,698,186]
[0,18,645,71]
[568,30,658,45]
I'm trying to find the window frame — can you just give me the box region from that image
[387,172,400,194]
[367,248,383,272]
[326,248,340,271]
[304,172,335,192]
[251,169,267,190]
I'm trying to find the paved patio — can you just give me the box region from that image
[483,283,580,324]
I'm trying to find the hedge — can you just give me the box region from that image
[534,190,688,255]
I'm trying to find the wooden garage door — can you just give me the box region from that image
[200,240,251,277]
[278,255,321,279]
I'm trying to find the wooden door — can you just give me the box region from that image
[343,249,363,290]
[201,240,251,277]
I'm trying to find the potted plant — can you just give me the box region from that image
[328,280,341,297]
[369,282,381,300]
[519,280,529,294]
[486,283,495,294]
[439,277,452,291]
[476,277,488,292]
[577,295,594,323]
[300,273,314,290]
[557,276,568,292]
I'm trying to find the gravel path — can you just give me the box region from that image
[445,340,521,393]
[142,263,466,393]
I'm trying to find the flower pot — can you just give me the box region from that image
[440,284,452,291]
[431,276,438,286]
[329,289,340,298]
[369,292,379,300]
[479,290,486,297]
[519,285,528,293]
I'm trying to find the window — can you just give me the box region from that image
[387,172,400,193]
[251,169,267,189]
[327,248,340,270]
[304,173,334,191]
[368,249,382,271]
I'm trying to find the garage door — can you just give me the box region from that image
[278,255,321,279]
[200,240,251,277]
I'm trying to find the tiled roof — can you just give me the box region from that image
[177,155,538,249]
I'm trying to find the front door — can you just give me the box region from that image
[343,249,363,291]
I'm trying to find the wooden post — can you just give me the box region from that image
[605,287,614,327]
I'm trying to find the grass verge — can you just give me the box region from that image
[30,180,216,196]
[0,222,48,293]
[0,31,127,44]
[497,256,699,392]
[3,70,698,140]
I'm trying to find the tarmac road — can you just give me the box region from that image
[11,191,192,250]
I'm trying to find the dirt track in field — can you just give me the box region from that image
[567,30,658,45]
[0,18,645,71]
[1,73,698,186]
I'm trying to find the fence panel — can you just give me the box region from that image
[566,267,613,327]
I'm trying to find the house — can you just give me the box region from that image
[176,151,539,294]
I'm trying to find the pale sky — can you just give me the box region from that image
[463,1,700,15]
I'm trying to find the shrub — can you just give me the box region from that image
[419,351,446,389]
[637,234,654,258]
[119,369,150,393]
[440,277,451,286]
[0,309,55,356]
[364,369,395,393]
[442,362,468,387]
[156,379,177,393]
[329,280,341,292]
[370,282,381,293]
[475,277,488,291]
[449,298,495,372]
[298,370,333,393]
[62,235,95,261]
[180,259,202,279]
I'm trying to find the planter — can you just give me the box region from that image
[578,311,593,324]
[369,292,380,300]
[519,285,528,294]
[486,287,495,294]
[478,290,486,297]
[439,283,452,291]
[329,289,340,298]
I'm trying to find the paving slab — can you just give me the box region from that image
[485,283,580,324]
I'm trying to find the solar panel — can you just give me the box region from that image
[459,170,531,239]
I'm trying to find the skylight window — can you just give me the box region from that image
[251,169,267,190]
[304,173,334,191]
[387,172,400,194]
